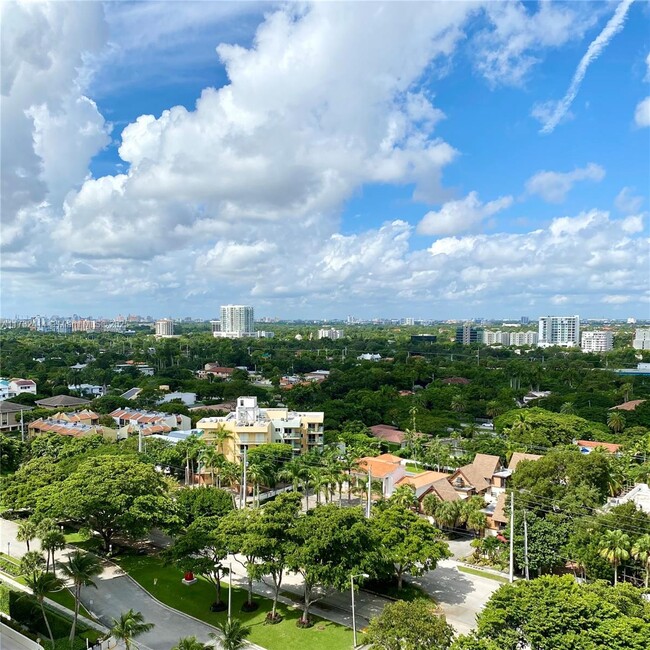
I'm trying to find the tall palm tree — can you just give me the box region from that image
[16,519,39,552]
[246,461,270,508]
[212,424,233,456]
[199,447,220,487]
[421,493,440,518]
[632,534,650,588]
[278,457,308,493]
[450,394,466,414]
[171,637,207,650]
[110,609,154,650]
[599,529,631,586]
[433,500,462,530]
[24,571,63,648]
[60,550,103,643]
[390,485,418,509]
[607,411,626,434]
[19,551,46,581]
[41,529,66,576]
[210,618,251,650]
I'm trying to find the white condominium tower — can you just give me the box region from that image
[155,318,174,337]
[581,331,613,353]
[214,305,255,338]
[538,315,580,348]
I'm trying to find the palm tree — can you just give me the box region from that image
[212,424,233,456]
[278,457,308,493]
[60,550,103,643]
[465,508,488,537]
[19,551,46,581]
[210,618,251,650]
[632,534,650,588]
[421,493,440,518]
[433,500,462,530]
[599,529,631,586]
[451,394,466,414]
[24,571,63,648]
[390,484,418,509]
[560,402,576,415]
[41,529,66,576]
[246,461,270,508]
[16,519,38,552]
[199,447,220,487]
[171,637,207,650]
[607,411,626,434]
[110,609,154,650]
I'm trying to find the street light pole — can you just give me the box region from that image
[350,572,369,648]
[228,562,232,623]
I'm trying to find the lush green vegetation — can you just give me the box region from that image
[117,554,358,650]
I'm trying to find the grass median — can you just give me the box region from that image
[116,554,359,650]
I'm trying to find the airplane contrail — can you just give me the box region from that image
[540,0,635,134]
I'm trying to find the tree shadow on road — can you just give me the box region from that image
[411,565,475,606]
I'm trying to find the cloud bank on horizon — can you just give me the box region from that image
[1,0,648,319]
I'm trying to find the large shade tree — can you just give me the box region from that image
[288,505,378,627]
[36,456,178,551]
[373,504,450,590]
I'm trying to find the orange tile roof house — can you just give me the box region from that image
[28,418,104,438]
[610,400,646,412]
[109,407,191,434]
[448,454,502,496]
[396,470,451,498]
[369,424,407,447]
[354,454,406,498]
[575,440,621,454]
[508,452,543,471]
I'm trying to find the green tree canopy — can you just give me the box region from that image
[453,575,650,650]
[367,599,454,650]
[373,503,451,589]
[36,456,177,550]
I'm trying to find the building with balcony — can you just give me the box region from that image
[538,315,580,348]
[581,330,614,353]
[155,318,175,337]
[213,305,255,338]
[633,328,650,350]
[455,325,483,345]
[317,328,344,340]
[196,396,324,463]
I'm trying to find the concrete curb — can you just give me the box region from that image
[0,571,110,635]
[96,558,267,650]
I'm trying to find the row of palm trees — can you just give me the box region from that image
[19,549,102,647]
[599,529,650,587]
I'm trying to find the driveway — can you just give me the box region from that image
[80,567,219,650]
[1,518,225,650]
[412,559,502,636]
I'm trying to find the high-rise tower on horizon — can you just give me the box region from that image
[213,305,255,338]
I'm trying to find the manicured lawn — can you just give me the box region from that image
[458,565,509,583]
[117,554,359,650]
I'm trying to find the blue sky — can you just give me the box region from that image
[1,1,649,320]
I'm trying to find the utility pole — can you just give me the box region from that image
[523,509,530,581]
[366,467,372,519]
[185,451,190,487]
[509,492,515,583]
[138,427,143,453]
[20,409,25,443]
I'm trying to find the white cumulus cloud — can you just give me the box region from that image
[417,192,513,236]
[634,97,650,127]
[526,163,605,203]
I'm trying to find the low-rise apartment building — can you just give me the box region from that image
[0,378,37,400]
[581,330,614,353]
[196,396,324,463]
[108,407,191,435]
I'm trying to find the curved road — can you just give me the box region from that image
[1,518,224,650]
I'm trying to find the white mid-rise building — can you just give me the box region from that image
[538,315,580,348]
[581,331,614,353]
[633,328,650,350]
[318,328,344,340]
[213,305,255,338]
[155,318,174,337]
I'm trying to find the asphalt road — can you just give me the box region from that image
[80,569,219,650]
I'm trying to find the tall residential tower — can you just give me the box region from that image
[538,315,580,348]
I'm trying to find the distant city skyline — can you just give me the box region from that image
[2,2,648,318]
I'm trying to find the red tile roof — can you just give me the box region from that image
[576,440,621,453]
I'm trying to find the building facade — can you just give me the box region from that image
[581,330,614,353]
[633,329,650,350]
[538,315,580,348]
[317,328,344,340]
[455,325,483,345]
[196,396,324,463]
[213,305,255,338]
[155,318,174,337]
